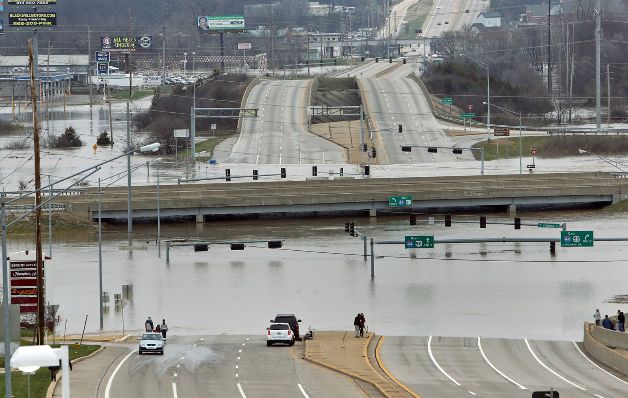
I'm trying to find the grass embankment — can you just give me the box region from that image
[398,0,433,40]
[5,212,95,236]
[182,135,236,162]
[472,135,628,162]
[0,329,100,397]
[111,89,154,100]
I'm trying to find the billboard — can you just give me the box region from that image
[8,0,56,4]
[8,12,56,27]
[197,15,245,32]
[101,35,152,52]
[9,260,40,314]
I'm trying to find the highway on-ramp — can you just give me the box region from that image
[105,335,365,398]
[229,79,345,164]
[379,336,628,398]
[359,64,459,164]
[423,0,488,37]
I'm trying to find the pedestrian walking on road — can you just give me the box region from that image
[145,317,154,332]
[617,310,625,332]
[161,319,169,340]
[353,314,361,337]
[593,309,601,326]
[602,315,612,329]
[359,313,366,338]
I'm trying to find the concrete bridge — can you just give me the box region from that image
[48,172,628,223]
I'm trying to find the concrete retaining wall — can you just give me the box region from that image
[583,322,628,376]
[591,322,628,350]
[236,75,263,133]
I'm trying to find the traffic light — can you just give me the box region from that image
[427,147,438,153]
[375,57,379,63]
[445,214,451,227]
[334,58,337,65]
[480,216,487,228]
[225,168,231,182]
[362,143,368,152]
[514,217,521,229]
[409,214,416,225]
[253,169,258,180]
[371,148,377,158]
[398,124,403,133]
[361,57,365,62]
[230,243,245,250]
[364,165,370,175]
[401,146,411,152]
[268,240,283,249]
[389,57,392,63]
[194,243,208,252]
[312,165,317,176]
[349,222,355,237]
[345,222,350,233]
[281,167,286,178]
[550,241,556,254]
[403,58,407,64]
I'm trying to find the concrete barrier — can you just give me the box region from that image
[236,75,263,134]
[591,321,628,349]
[583,322,628,376]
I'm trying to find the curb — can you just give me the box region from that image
[374,62,403,79]
[236,75,263,134]
[375,336,421,398]
[46,346,105,398]
[356,79,388,164]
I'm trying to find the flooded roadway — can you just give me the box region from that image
[5,211,626,341]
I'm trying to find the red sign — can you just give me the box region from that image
[19,306,38,314]
[531,148,538,155]
[10,261,36,270]
[11,287,37,296]
[11,296,38,305]
[467,105,473,112]
[11,270,37,278]
[10,279,38,287]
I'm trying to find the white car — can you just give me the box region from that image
[266,322,294,346]
[138,332,164,355]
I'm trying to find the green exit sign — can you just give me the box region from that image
[441,97,453,105]
[459,113,475,119]
[405,235,434,249]
[561,231,594,247]
[538,223,561,228]
[389,195,412,207]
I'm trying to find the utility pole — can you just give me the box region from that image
[607,63,611,126]
[29,40,46,345]
[126,102,132,236]
[128,9,133,98]
[88,26,93,109]
[595,0,601,132]
[547,0,551,94]
[386,0,390,59]
[162,25,166,88]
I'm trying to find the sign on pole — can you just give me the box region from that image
[96,63,109,75]
[404,235,435,249]
[494,127,510,136]
[459,113,475,119]
[441,97,453,105]
[237,42,252,50]
[389,195,412,207]
[561,231,594,247]
[527,164,536,169]
[538,223,561,228]
[95,51,110,62]
[101,36,152,52]
[8,12,57,26]
[173,129,190,138]
[198,15,245,32]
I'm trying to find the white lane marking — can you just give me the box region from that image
[246,337,249,341]
[174,373,177,377]
[468,391,476,396]
[572,341,628,386]
[237,356,240,360]
[176,364,180,368]
[298,383,310,398]
[238,349,242,353]
[172,382,178,398]
[200,337,204,341]
[594,394,604,398]
[477,337,527,390]
[235,365,239,369]
[235,373,239,378]
[524,339,586,391]
[427,335,461,386]
[237,382,247,398]
[104,349,135,398]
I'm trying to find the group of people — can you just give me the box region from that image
[593,309,625,332]
[145,317,169,340]
[353,313,367,337]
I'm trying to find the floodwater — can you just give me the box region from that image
[5,210,627,341]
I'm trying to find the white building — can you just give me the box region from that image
[476,11,502,28]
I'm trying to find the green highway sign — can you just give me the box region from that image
[459,113,475,119]
[561,231,594,247]
[405,235,434,249]
[538,223,561,228]
[389,195,412,207]
[441,97,453,105]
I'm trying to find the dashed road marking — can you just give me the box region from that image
[172,382,178,398]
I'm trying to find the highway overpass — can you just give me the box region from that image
[47,172,628,222]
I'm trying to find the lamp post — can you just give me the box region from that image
[2,142,161,396]
[192,52,196,76]
[461,54,490,142]
[484,101,522,175]
[148,158,163,257]
[183,52,188,75]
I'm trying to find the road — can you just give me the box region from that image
[379,0,420,39]
[229,79,345,164]
[380,336,628,398]
[106,335,364,398]
[359,63,459,164]
[423,0,488,37]
[328,60,400,78]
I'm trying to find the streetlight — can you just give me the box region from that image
[192,52,196,76]
[484,101,522,175]
[183,52,188,75]
[1,142,161,396]
[460,53,490,142]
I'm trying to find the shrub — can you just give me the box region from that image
[96,130,112,146]
[4,138,30,150]
[49,127,84,148]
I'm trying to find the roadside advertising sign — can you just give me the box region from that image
[8,0,56,4]
[101,36,152,52]
[9,259,41,313]
[95,50,110,62]
[494,127,510,136]
[198,15,245,32]
[8,12,56,27]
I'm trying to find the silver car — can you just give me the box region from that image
[138,332,164,355]
[266,323,294,346]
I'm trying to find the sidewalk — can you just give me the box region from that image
[304,331,411,398]
[51,345,130,398]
